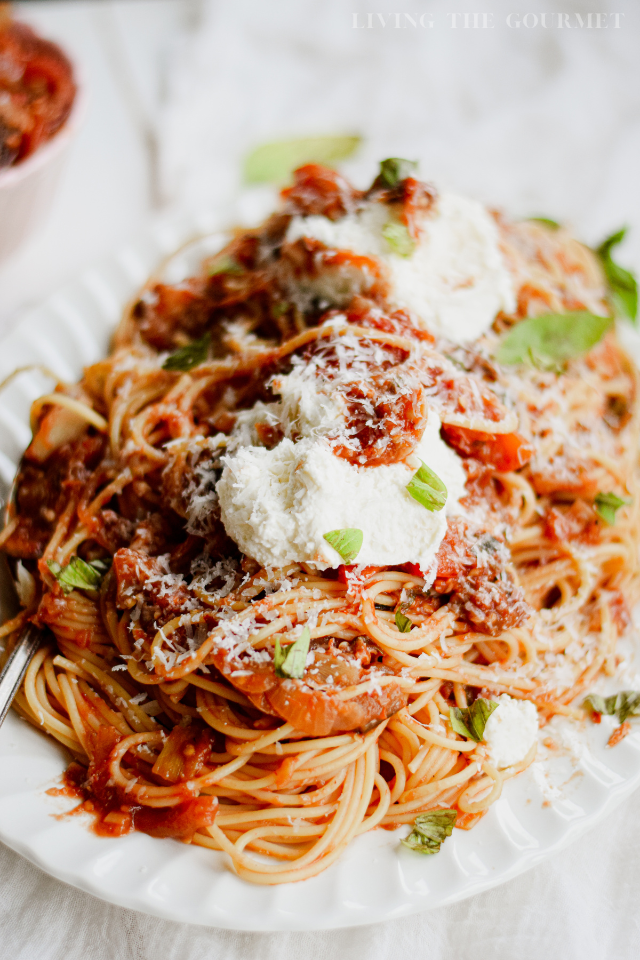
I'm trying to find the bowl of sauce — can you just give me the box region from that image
[0,8,83,262]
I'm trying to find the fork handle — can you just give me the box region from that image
[0,623,42,727]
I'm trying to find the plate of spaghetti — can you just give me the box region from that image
[1,159,640,929]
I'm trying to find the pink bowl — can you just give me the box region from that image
[0,78,86,263]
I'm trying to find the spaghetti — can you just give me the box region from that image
[1,163,639,884]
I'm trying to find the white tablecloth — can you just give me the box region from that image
[2,1,640,955]
[1,807,639,957]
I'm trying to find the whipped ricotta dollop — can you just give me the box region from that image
[217,403,466,570]
[285,192,515,344]
[483,694,538,768]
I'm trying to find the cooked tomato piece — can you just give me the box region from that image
[281,164,362,220]
[398,177,437,238]
[367,173,437,238]
[132,797,218,841]
[332,374,427,467]
[607,723,631,748]
[442,425,534,472]
[430,519,530,635]
[135,284,211,351]
[544,500,599,544]
[529,455,600,497]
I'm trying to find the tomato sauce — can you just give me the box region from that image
[281,164,363,220]
[336,298,435,343]
[0,17,75,167]
[430,519,529,634]
[332,373,428,467]
[48,725,218,842]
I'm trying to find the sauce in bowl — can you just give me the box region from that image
[0,12,76,169]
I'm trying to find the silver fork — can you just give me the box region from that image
[0,474,43,729]
[0,623,42,726]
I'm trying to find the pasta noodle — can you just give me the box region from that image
[1,163,638,884]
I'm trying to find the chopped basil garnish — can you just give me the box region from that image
[47,556,110,595]
[495,311,612,370]
[401,809,457,855]
[594,491,630,525]
[162,333,211,372]
[449,698,498,742]
[378,157,418,189]
[406,461,447,512]
[584,690,640,724]
[382,220,415,257]
[395,610,413,633]
[323,528,363,563]
[273,627,311,679]
[208,256,244,277]
[271,301,290,318]
[596,228,638,322]
[243,135,361,185]
[528,216,560,229]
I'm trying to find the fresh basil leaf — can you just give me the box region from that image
[495,311,612,369]
[271,301,290,318]
[584,690,640,724]
[583,693,608,716]
[208,256,244,277]
[449,698,498,742]
[449,707,474,741]
[323,528,363,563]
[528,217,560,229]
[406,461,447,512]
[378,157,418,189]
[382,220,415,257]
[523,347,565,374]
[243,135,361,185]
[594,492,630,525]
[47,556,110,595]
[395,610,413,633]
[596,228,638,322]
[162,333,211,372]
[401,809,457,855]
[613,691,640,724]
[273,626,311,679]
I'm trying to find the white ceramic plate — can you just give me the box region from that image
[1,210,640,930]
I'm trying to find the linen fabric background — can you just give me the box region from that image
[2,0,640,956]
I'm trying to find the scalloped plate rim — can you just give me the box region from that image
[1,761,639,930]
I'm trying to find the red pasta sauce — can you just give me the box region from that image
[0,14,76,168]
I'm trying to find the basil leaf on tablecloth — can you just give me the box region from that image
[244,135,361,184]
